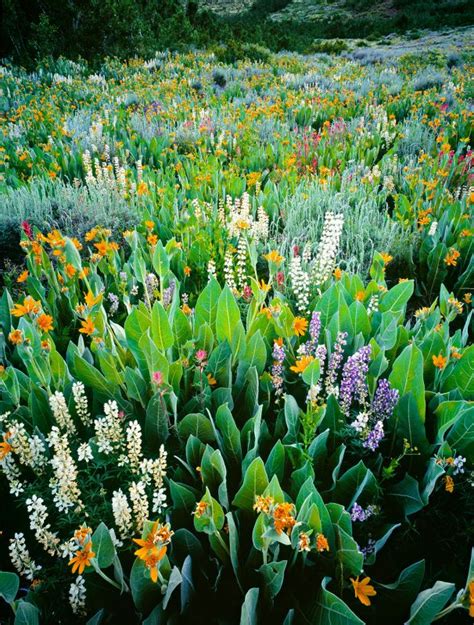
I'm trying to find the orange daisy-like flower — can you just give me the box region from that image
[298,532,311,552]
[444,475,454,493]
[144,550,166,583]
[264,250,284,264]
[444,248,460,266]
[11,296,40,317]
[380,252,393,264]
[350,576,377,606]
[69,541,95,575]
[17,270,29,283]
[8,329,24,345]
[184,266,191,277]
[333,267,342,280]
[273,502,297,535]
[293,317,308,336]
[37,314,54,333]
[74,526,92,544]
[253,495,275,514]
[84,291,102,308]
[79,318,96,336]
[193,501,209,519]
[432,353,447,369]
[0,433,13,460]
[290,355,314,374]
[207,373,217,386]
[316,533,329,552]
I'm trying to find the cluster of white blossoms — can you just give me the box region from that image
[94,400,124,455]
[289,254,310,314]
[312,212,344,285]
[72,382,91,426]
[112,489,134,540]
[82,148,131,197]
[69,575,87,615]
[224,193,269,241]
[1,396,169,599]
[26,495,60,555]
[49,391,77,433]
[48,427,83,512]
[9,532,41,580]
[8,420,47,471]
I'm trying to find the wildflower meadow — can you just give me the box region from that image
[0,29,473,625]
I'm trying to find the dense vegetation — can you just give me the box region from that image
[2,0,474,63]
[0,26,473,625]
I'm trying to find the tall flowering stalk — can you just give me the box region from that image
[312,212,344,284]
[271,339,286,398]
[339,345,372,415]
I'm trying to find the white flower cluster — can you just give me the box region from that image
[112,489,133,539]
[9,532,41,580]
[8,420,47,471]
[312,212,344,284]
[124,420,143,471]
[72,382,91,426]
[69,576,87,615]
[225,193,269,242]
[48,427,83,512]
[224,250,237,293]
[94,400,124,455]
[49,391,76,433]
[289,254,310,313]
[351,411,369,433]
[82,149,130,197]
[26,495,60,555]
[129,480,149,531]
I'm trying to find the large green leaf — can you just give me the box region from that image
[405,581,455,625]
[389,343,425,421]
[240,588,259,625]
[310,577,364,625]
[151,301,174,351]
[216,285,241,345]
[0,571,19,603]
[233,457,269,511]
[92,522,116,569]
[195,278,221,332]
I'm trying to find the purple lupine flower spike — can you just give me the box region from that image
[339,345,371,414]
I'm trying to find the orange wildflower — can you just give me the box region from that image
[84,291,102,308]
[8,329,24,345]
[193,501,209,519]
[290,355,314,374]
[350,576,377,606]
[273,502,297,535]
[184,266,191,276]
[207,373,217,386]
[432,353,447,369]
[333,267,342,280]
[79,318,96,335]
[264,250,284,264]
[444,249,460,266]
[253,495,275,514]
[0,433,12,460]
[17,270,29,283]
[298,532,311,552]
[69,541,95,575]
[37,314,54,333]
[293,317,308,336]
[444,475,454,493]
[380,253,393,264]
[316,533,329,552]
[11,296,40,317]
